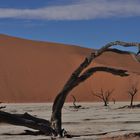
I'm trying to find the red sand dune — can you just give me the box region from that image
[0,34,140,103]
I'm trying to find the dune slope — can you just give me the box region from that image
[0,34,140,102]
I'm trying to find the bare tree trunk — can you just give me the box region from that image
[130,95,134,107]
[51,67,128,136]
[104,101,108,106]
[51,41,140,136]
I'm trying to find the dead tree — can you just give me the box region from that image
[69,95,82,109]
[0,41,139,138]
[92,89,114,106]
[128,85,138,107]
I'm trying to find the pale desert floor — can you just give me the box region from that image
[1,102,140,140]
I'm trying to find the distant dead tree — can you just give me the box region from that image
[92,89,114,106]
[0,41,139,138]
[70,95,82,109]
[128,85,138,107]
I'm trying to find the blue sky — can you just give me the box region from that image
[0,0,140,52]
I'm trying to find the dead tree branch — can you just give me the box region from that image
[0,111,56,136]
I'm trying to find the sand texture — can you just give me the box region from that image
[0,34,140,103]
